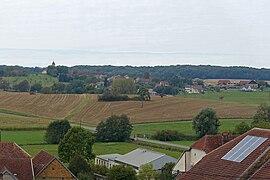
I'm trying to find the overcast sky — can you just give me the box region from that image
[0,0,269,67]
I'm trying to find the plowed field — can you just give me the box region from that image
[0,92,257,126]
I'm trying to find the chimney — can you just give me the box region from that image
[222,132,230,144]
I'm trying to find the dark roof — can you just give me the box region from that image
[239,80,251,85]
[0,159,34,179]
[0,142,31,159]
[191,135,237,153]
[32,150,55,176]
[179,128,270,180]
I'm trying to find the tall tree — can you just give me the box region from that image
[14,80,30,92]
[58,127,95,163]
[96,115,133,142]
[44,120,71,144]
[112,78,135,94]
[138,87,151,101]
[192,108,220,138]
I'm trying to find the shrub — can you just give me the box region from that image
[98,93,129,101]
[107,165,136,180]
[233,121,251,135]
[152,130,193,141]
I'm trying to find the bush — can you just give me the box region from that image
[152,130,194,141]
[91,164,109,176]
[107,165,136,180]
[44,120,71,144]
[233,121,251,135]
[98,93,129,101]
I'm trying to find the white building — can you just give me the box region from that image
[95,148,177,173]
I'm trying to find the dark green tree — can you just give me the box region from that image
[160,163,176,180]
[52,82,66,93]
[0,79,10,91]
[107,165,136,180]
[192,108,220,138]
[44,120,71,144]
[96,115,133,142]
[30,83,43,92]
[68,154,93,178]
[58,127,95,163]
[14,80,30,92]
[138,87,151,101]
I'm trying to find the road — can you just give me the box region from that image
[71,123,190,149]
[134,137,190,149]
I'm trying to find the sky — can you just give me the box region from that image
[0,0,270,67]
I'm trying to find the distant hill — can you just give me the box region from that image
[1,64,270,80]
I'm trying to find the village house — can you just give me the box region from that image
[172,133,237,173]
[95,148,177,173]
[217,80,231,86]
[136,78,153,85]
[239,80,258,89]
[0,142,76,180]
[178,128,270,180]
[185,85,204,94]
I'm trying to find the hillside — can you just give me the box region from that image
[0,92,257,126]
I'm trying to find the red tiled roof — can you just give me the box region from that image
[191,135,237,153]
[0,142,31,159]
[218,80,231,84]
[0,159,34,179]
[32,150,55,176]
[250,159,270,179]
[179,128,270,180]
[239,80,250,85]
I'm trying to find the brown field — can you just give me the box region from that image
[0,92,257,126]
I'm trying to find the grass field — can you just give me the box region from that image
[0,92,257,126]
[178,90,270,105]
[1,131,46,145]
[3,74,58,87]
[132,119,252,136]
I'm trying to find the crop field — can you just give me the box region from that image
[177,90,270,105]
[0,92,257,126]
[2,74,58,87]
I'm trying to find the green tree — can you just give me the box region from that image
[252,121,270,129]
[160,163,176,180]
[44,120,71,144]
[192,108,220,138]
[138,87,151,101]
[137,163,157,180]
[96,115,133,142]
[30,83,43,92]
[41,86,53,94]
[68,154,93,178]
[253,103,270,123]
[52,82,66,93]
[0,79,10,91]
[58,127,95,163]
[14,80,30,92]
[233,121,251,135]
[107,165,136,180]
[112,78,135,94]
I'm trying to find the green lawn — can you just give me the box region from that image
[177,90,270,105]
[3,74,58,87]
[132,119,252,137]
[1,130,45,145]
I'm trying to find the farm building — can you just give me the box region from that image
[0,142,76,180]
[185,85,204,94]
[95,148,177,173]
[173,133,237,173]
[178,128,270,179]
